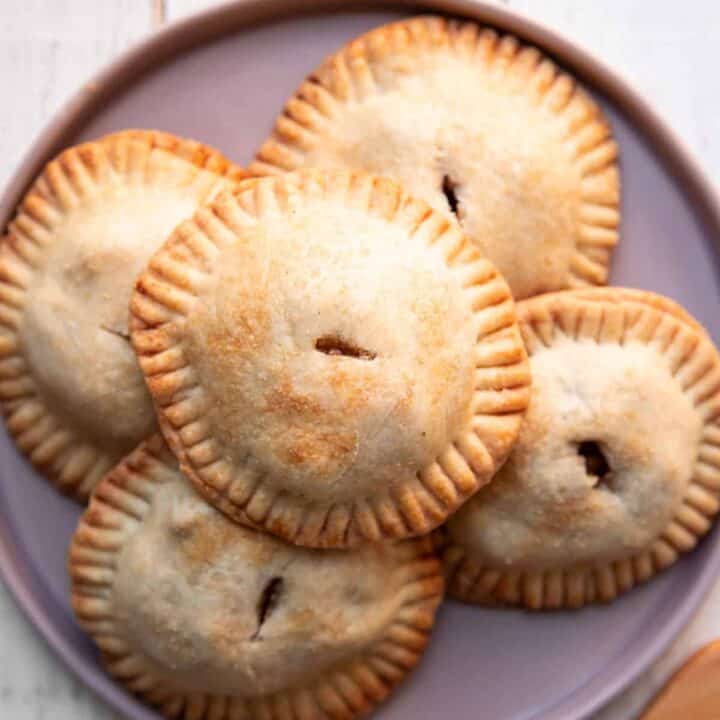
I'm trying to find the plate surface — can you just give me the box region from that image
[1,2,720,719]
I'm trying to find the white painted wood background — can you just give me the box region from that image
[0,1,718,718]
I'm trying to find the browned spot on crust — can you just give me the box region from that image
[226,302,272,354]
[171,503,278,570]
[205,316,270,358]
[84,507,104,526]
[204,269,273,359]
[262,367,394,471]
[266,513,295,539]
[428,355,458,406]
[75,526,106,551]
[284,606,319,631]
[264,377,326,418]
[172,510,244,568]
[326,364,374,412]
[147,371,184,404]
[280,428,358,467]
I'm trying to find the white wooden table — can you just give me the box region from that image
[0,1,718,718]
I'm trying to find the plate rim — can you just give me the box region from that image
[1,1,720,719]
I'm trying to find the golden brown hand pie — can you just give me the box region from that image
[0,130,245,499]
[130,170,530,548]
[443,288,720,609]
[252,15,620,300]
[70,436,444,720]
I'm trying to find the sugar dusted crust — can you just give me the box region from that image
[130,170,531,548]
[444,288,720,609]
[70,435,444,720]
[251,15,620,300]
[0,130,246,500]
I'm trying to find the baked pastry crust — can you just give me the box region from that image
[560,286,704,332]
[130,170,530,548]
[70,435,444,720]
[443,288,720,608]
[0,130,245,499]
[251,15,620,300]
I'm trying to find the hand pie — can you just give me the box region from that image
[443,288,720,609]
[130,170,530,548]
[252,15,620,300]
[70,436,444,720]
[0,130,245,499]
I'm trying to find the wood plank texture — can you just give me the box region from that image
[0,0,152,188]
[0,6,151,719]
[507,0,720,180]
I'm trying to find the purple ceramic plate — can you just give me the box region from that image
[1,2,719,719]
